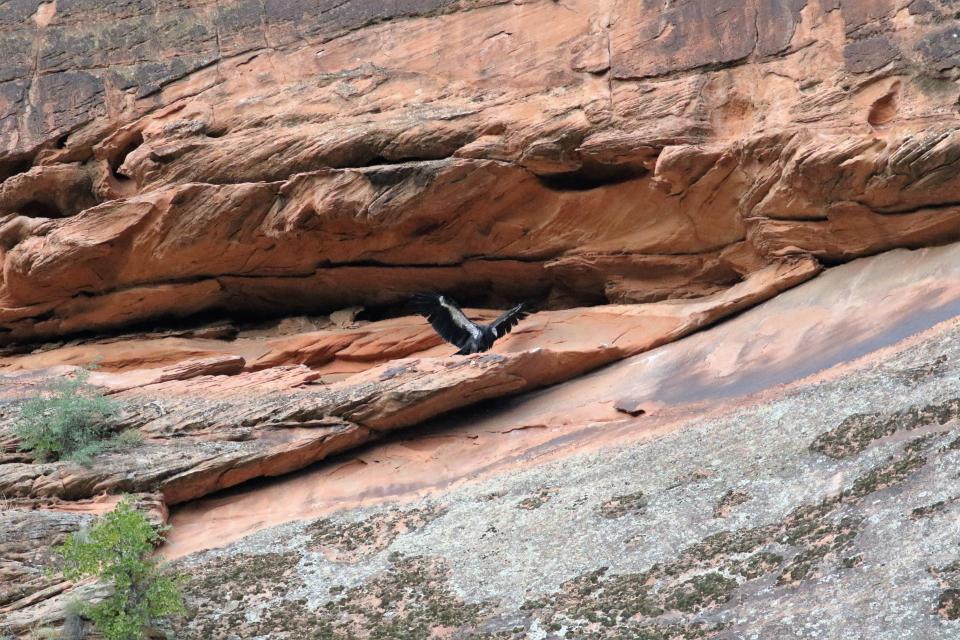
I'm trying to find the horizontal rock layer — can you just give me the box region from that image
[159,240,960,558]
[0,0,957,341]
[5,239,960,638]
[0,256,815,506]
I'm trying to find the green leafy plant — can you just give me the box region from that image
[57,498,184,640]
[13,368,136,466]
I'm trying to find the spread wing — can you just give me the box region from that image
[410,293,482,350]
[487,302,530,339]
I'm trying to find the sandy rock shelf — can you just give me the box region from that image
[0,258,817,507]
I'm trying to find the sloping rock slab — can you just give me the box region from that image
[0,348,619,505]
[0,257,817,506]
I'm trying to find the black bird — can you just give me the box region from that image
[410,293,530,355]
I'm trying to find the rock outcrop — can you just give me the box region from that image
[159,241,960,559]
[2,0,960,637]
[6,239,960,638]
[157,244,960,639]
[0,258,815,507]
[0,0,958,341]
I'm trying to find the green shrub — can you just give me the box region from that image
[57,498,184,640]
[13,368,136,466]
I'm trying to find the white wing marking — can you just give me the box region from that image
[439,296,481,340]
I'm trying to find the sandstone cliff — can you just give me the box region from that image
[1,0,960,638]
[0,0,958,341]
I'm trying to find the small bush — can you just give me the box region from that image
[57,498,184,640]
[13,368,136,466]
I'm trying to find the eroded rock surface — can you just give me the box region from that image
[0,348,616,505]
[0,0,958,341]
[2,0,960,636]
[159,242,960,558]
[4,240,959,638]
[0,256,811,515]
[151,255,959,640]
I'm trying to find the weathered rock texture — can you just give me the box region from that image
[8,242,960,638]
[0,258,814,508]
[0,0,958,342]
[2,0,960,637]
[161,241,960,558]
[153,244,960,640]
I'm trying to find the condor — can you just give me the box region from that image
[410,293,530,355]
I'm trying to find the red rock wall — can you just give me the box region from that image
[0,0,958,342]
